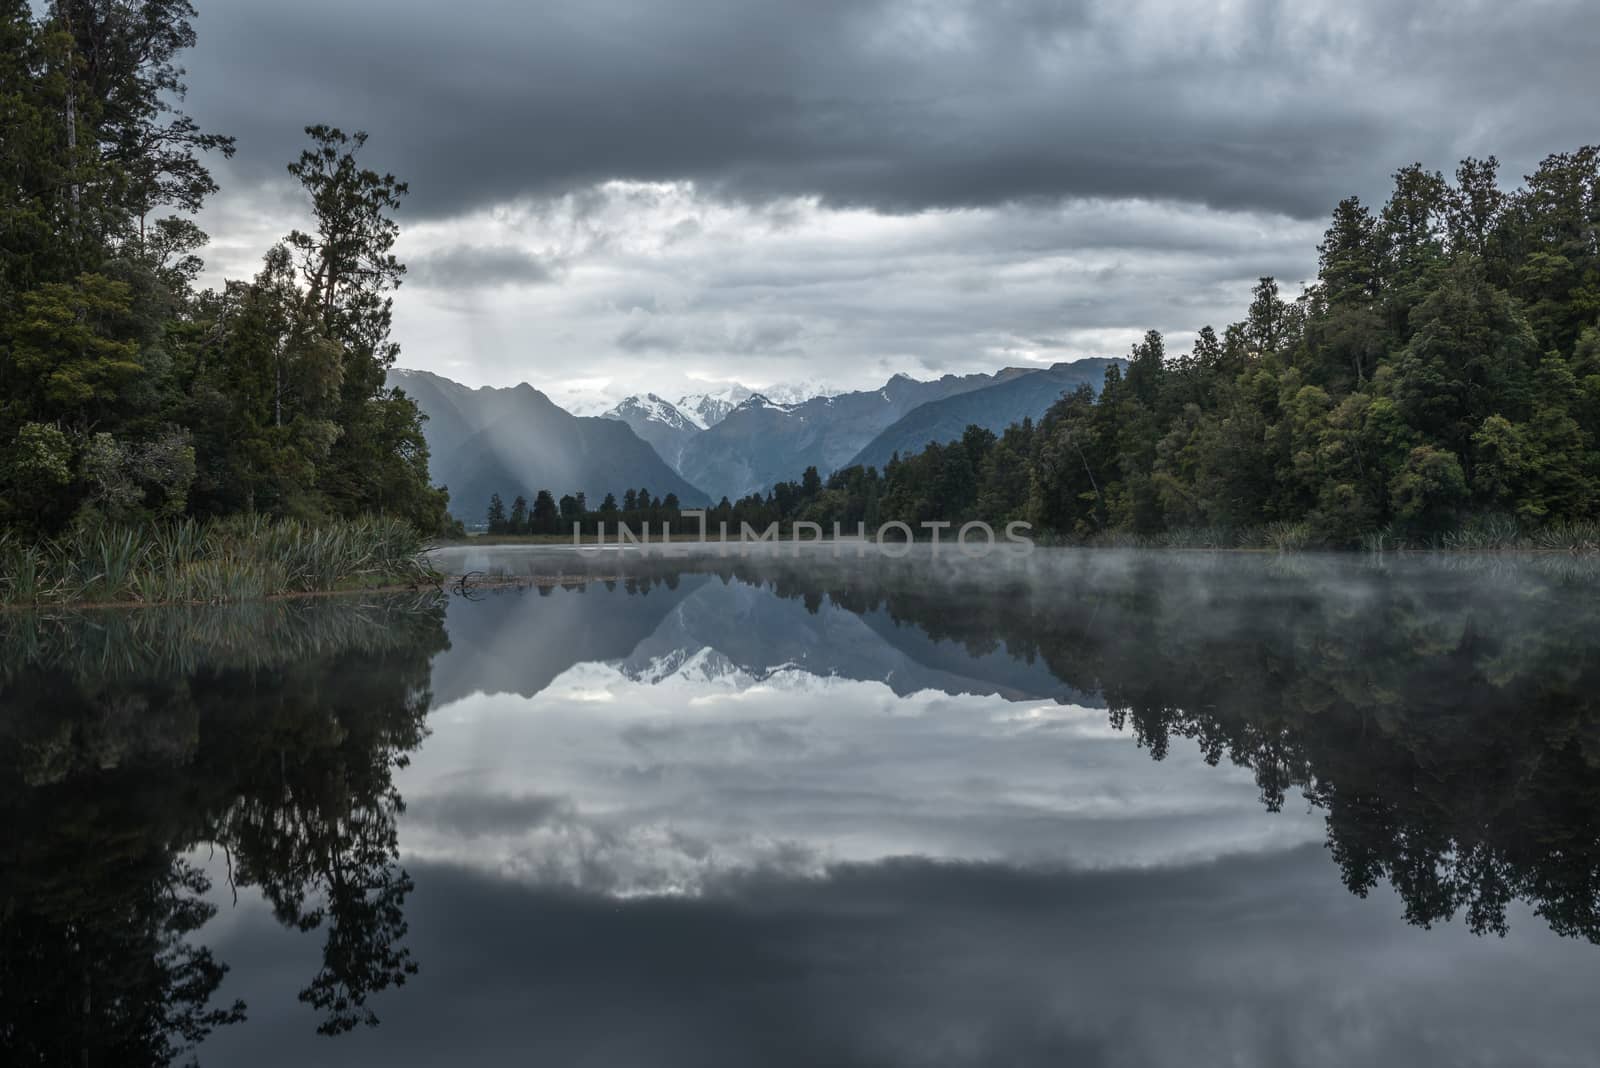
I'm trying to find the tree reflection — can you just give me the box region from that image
[709,552,1600,946]
[0,596,448,1063]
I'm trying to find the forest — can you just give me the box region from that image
[482,488,684,537]
[0,1,449,540]
[816,148,1600,548]
[485,148,1600,549]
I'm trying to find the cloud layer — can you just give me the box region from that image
[188,0,1599,219]
[182,0,1600,398]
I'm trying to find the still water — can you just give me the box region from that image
[4,548,1600,1066]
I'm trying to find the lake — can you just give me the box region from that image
[4,547,1600,1066]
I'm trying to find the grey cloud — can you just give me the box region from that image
[406,245,560,288]
[182,0,1600,397]
[614,311,810,357]
[184,0,1600,222]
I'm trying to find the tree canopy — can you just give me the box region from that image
[0,2,450,536]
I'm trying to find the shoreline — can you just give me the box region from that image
[7,540,1599,612]
[0,571,620,614]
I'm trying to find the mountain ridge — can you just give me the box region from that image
[600,393,705,468]
[395,357,1123,512]
[847,359,1124,471]
[389,369,711,520]
[674,368,1015,501]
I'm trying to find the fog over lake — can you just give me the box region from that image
[5,549,1600,1066]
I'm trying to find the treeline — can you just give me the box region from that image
[483,487,684,535]
[0,2,451,537]
[766,148,1600,548]
[481,473,893,537]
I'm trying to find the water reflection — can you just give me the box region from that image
[5,551,1600,1065]
[413,552,1600,940]
[0,598,447,1063]
[707,550,1600,944]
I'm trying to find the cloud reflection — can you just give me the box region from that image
[404,640,1323,895]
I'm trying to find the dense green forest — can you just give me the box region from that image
[493,148,1597,549]
[0,1,449,537]
[804,148,1600,547]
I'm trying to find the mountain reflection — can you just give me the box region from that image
[0,598,448,1064]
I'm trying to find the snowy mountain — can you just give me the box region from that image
[606,393,702,432]
[675,381,836,428]
[731,393,800,414]
[601,393,705,467]
[676,385,754,429]
[674,370,1014,502]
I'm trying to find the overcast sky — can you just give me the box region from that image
[183,0,1599,411]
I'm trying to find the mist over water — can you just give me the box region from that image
[5,549,1600,1066]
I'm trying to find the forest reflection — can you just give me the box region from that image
[681,550,1600,946]
[0,596,447,1065]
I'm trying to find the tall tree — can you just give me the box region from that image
[278,125,446,530]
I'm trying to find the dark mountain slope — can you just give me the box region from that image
[848,359,1122,470]
[390,369,709,519]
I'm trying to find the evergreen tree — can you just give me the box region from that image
[531,489,557,533]
[0,7,454,536]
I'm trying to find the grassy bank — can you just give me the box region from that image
[0,516,438,607]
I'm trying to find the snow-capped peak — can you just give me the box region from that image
[603,393,702,431]
[734,393,799,414]
[676,385,753,429]
[677,380,839,427]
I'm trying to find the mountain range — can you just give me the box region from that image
[602,360,1120,501]
[393,358,1121,520]
[390,369,710,519]
[674,374,998,501]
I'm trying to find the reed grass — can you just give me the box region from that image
[0,516,439,607]
[1365,515,1600,553]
